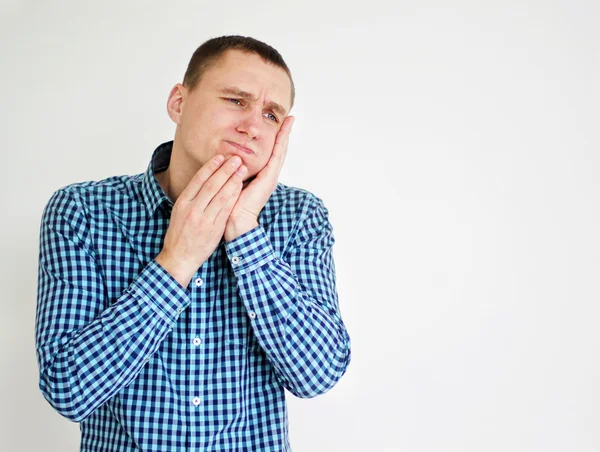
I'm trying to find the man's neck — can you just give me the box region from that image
[156,141,203,203]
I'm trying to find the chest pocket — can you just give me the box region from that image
[224,320,259,351]
[223,303,260,351]
[219,263,260,352]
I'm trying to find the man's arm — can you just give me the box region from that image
[36,154,244,422]
[35,188,190,422]
[225,193,351,398]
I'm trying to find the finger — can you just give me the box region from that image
[275,116,294,150]
[265,115,294,174]
[213,181,243,226]
[191,156,243,210]
[179,154,226,202]
[273,115,294,162]
[203,164,247,218]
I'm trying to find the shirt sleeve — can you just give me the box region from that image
[35,188,191,422]
[224,194,352,398]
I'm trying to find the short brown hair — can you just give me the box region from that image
[182,35,295,110]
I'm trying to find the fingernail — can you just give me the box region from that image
[214,155,224,164]
[237,165,247,175]
[230,156,241,166]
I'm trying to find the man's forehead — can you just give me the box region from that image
[206,51,292,111]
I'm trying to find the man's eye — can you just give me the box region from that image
[264,112,278,122]
[228,98,242,105]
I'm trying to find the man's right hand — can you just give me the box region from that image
[155,154,247,288]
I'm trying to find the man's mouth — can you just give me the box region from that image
[226,141,254,155]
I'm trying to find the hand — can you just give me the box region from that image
[156,155,247,288]
[224,116,295,241]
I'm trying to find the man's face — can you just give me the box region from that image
[169,49,292,179]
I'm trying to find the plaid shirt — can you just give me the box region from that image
[35,141,351,451]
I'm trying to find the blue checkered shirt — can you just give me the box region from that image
[35,141,351,451]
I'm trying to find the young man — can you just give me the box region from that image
[36,36,351,451]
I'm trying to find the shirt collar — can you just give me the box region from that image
[140,140,175,218]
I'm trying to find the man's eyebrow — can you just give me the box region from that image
[219,86,287,118]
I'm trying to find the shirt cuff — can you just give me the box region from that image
[126,259,191,323]
[224,225,277,276]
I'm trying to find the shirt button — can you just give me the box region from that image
[249,311,256,319]
[231,256,240,265]
[195,278,203,287]
[193,337,202,346]
[192,397,201,406]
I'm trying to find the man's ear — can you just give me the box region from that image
[166,84,186,125]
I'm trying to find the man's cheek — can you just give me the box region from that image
[259,151,272,170]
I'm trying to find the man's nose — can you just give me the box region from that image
[236,108,261,139]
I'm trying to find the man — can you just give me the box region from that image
[36,35,351,451]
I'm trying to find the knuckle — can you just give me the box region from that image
[195,214,208,228]
[185,209,198,222]
[193,169,207,184]
[217,192,229,204]
[222,164,236,176]
[186,207,204,222]
[226,157,241,171]
[203,181,216,193]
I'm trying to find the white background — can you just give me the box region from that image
[1,0,599,451]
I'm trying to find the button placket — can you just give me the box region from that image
[190,276,204,348]
[190,272,206,412]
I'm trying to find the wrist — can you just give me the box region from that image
[155,251,195,289]
[224,217,259,242]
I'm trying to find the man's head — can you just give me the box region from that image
[167,35,295,179]
[182,36,295,109]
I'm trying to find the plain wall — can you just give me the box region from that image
[1,0,599,450]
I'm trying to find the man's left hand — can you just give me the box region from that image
[224,116,295,242]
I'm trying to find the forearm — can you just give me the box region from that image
[239,259,351,397]
[225,225,351,398]
[37,260,190,422]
